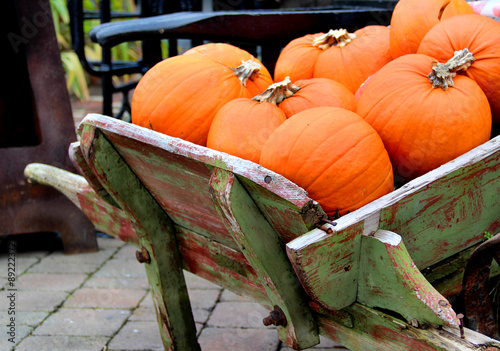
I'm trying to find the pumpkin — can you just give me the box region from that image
[131,55,268,146]
[274,25,392,94]
[417,14,500,123]
[389,0,473,59]
[259,106,394,216]
[275,77,357,118]
[207,96,286,163]
[357,50,491,182]
[183,43,274,96]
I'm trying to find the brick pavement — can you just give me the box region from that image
[0,233,350,351]
[0,83,351,351]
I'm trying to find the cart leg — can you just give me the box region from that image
[209,167,319,350]
[84,129,200,351]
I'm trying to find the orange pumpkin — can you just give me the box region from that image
[274,25,392,94]
[131,55,267,146]
[183,43,273,96]
[389,0,473,59]
[259,107,394,216]
[418,14,500,123]
[276,78,357,118]
[357,51,491,182]
[207,97,286,163]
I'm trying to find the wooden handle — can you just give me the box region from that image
[24,163,87,209]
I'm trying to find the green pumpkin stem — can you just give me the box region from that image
[252,77,300,105]
[312,29,357,50]
[231,60,262,87]
[428,48,475,91]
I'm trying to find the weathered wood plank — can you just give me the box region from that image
[84,129,200,351]
[288,136,500,312]
[177,227,269,306]
[209,167,319,349]
[70,140,119,209]
[358,230,458,326]
[287,224,362,310]
[23,162,138,245]
[23,162,269,304]
[77,114,324,247]
[314,302,500,351]
[76,187,139,245]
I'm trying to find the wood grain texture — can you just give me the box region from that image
[69,141,119,208]
[288,136,500,312]
[209,167,319,349]
[314,302,499,351]
[85,129,200,351]
[357,230,458,326]
[77,114,325,247]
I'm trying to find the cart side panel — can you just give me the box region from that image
[380,148,500,268]
[289,136,500,312]
[176,226,269,305]
[69,141,119,208]
[105,132,238,248]
[77,114,324,247]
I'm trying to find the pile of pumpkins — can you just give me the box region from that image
[131,0,500,218]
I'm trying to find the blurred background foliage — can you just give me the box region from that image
[50,0,146,101]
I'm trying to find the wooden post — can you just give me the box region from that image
[83,129,200,351]
[358,230,459,327]
[209,167,319,350]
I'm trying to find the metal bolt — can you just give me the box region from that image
[438,300,448,307]
[264,175,272,184]
[263,305,287,327]
[136,247,151,264]
[457,313,465,339]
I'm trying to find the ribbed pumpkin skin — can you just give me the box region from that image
[418,14,500,123]
[131,55,251,146]
[314,26,392,94]
[259,107,394,216]
[273,33,320,83]
[207,98,286,163]
[184,43,274,96]
[389,0,473,59]
[357,54,492,182]
[274,26,392,94]
[278,78,358,118]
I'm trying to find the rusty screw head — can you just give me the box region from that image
[457,313,465,339]
[263,305,287,327]
[136,247,151,264]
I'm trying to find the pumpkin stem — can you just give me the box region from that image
[428,48,475,91]
[312,29,357,50]
[231,60,262,87]
[252,77,300,105]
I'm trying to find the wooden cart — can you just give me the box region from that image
[25,113,500,350]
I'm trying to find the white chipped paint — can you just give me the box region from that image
[362,211,380,237]
[372,230,402,246]
[286,228,331,251]
[442,324,499,346]
[219,180,242,234]
[413,289,458,326]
